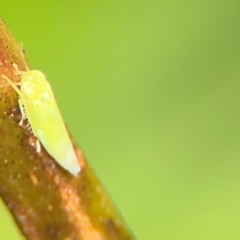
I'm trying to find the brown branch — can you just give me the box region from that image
[0,17,135,240]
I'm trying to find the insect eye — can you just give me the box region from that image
[43,91,50,101]
[21,81,33,95]
[39,90,51,103]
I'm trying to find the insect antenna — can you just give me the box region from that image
[19,42,30,72]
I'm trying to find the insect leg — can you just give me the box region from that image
[12,63,27,77]
[18,98,40,153]
[18,98,27,126]
[1,74,21,95]
[36,139,41,153]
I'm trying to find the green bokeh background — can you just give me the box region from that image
[2,1,240,239]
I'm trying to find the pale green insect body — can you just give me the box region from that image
[4,70,81,176]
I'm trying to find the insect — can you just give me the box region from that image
[2,61,81,176]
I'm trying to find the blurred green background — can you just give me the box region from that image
[2,1,240,239]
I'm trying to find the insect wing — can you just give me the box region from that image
[23,91,80,175]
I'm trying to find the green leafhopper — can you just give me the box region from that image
[2,62,81,176]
